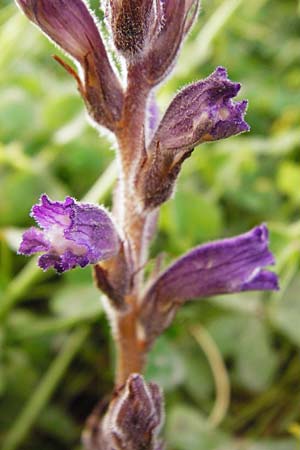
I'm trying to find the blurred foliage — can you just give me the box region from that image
[1,0,300,449]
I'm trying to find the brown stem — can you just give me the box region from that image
[116,64,154,273]
[115,298,147,386]
[116,64,149,173]
[111,64,154,386]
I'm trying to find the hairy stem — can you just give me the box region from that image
[115,301,147,385]
[113,65,154,385]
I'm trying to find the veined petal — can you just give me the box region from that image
[66,202,121,262]
[140,225,279,344]
[31,194,74,230]
[19,195,121,273]
[18,227,50,255]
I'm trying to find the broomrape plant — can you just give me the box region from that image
[15,1,279,448]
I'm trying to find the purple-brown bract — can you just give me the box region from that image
[19,194,120,273]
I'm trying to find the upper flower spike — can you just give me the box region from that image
[19,195,121,273]
[16,0,123,130]
[136,67,250,209]
[139,224,279,345]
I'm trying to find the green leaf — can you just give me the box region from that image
[277,161,300,204]
[160,188,223,253]
[234,317,278,392]
[145,336,185,390]
[166,405,231,450]
[246,440,295,450]
[270,276,300,346]
[50,284,102,320]
[208,314,278,392]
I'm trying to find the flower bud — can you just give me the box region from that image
[83,374,164,450]
[107,0,154,58]
[16,0,123,130]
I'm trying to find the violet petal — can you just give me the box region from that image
[155,67,249,150]
[18,227,50,255]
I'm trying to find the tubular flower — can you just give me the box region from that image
[140,224,279,344]
[136,67,250,209]
[19,195,121,273]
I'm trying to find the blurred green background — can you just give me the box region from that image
[1,0,300,449]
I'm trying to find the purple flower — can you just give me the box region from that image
[139,225,279,344]
[136,67,250,209]
[19,195,121,273]
[16,0,123,130]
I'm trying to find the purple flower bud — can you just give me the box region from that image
[83,374,164,450]
[107,0,154,58]
[16,0,123,130]
[106,374,164,450]
[140,225,279,344]
[136,67,250,209]
[143,0,200,85]
[19,194,121,273]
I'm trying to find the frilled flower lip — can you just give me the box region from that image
[18,194,120,273]
[152,66,250,152]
